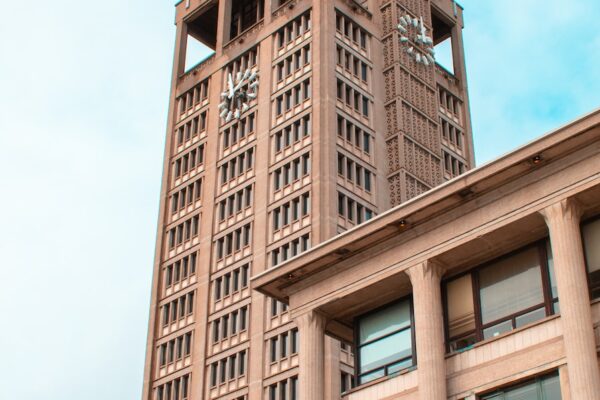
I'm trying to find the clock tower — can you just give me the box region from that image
[142,1,474,399]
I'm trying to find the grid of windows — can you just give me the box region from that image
[209,349,248,387]
[270,233,310,267]
[212,306,249,343]
[215,223,253,260]
[267,376,298,400]
[336,115,371,155]
[336,79,370,118]
[167,215,200,249]
[155,374,191,400]
[157,331,193,368]
[444,241,558,352]
[272,153,310,191]
[219,147,255,185]
[272,192,310,231]
[443,150,466,178]
[335,12,369,51]
[218,185,254,222]
[273,115,311,153]
[275,45,311,82]
[438,86,462,121]
[164,253,197,292]
[214,264,250,302]
[270,298,289,317]
[337,152,373,192]
[441,118,464,151]
[336,45,369,83]
[225,48,259,81]
[269,328,299,362]
[222,112,256,151]
[161,291,195,327]
[170,179,202,215]
[178,78,209,115]
[173,144,205,181]
[337,192,374,224]
[275,11,311,49]
[175,112,207,147]
[275,79,311,116]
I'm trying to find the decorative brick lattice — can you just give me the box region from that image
[385,102,398,137]
[387,136,400,173]
[388,172,403,206]
[403,136,441,187]
[405,173,430,200]
[384,69,397,102]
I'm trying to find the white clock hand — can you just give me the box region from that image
[227,73,235,99]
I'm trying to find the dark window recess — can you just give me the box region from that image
[230,0,264,41]
[582,217,600,299]
[481,372,561,399]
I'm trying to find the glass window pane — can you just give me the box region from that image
[582,219,600,299]
[541,375,562,400]
[359,301,411,343]
[387,358,413,375]
[515,307,546,328]
[483,320,513,339]
[446,275,476,338]
[505,382,538,400]
[359,329,412,374]
[479,247,544,324]
[359,369,384,385]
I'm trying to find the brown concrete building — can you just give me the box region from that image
[143,0,489,399]
[255,109,600,400]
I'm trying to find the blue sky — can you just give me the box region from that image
[0,1,598,399]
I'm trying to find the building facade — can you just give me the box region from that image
[255,110,600,400]
[142,0,475,399]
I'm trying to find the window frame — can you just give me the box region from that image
[581,214,600,300]
[353,295,416,385]
[442,239,558,353]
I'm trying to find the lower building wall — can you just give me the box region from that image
[343,301,600,400]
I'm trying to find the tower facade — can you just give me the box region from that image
[142,1,474,399]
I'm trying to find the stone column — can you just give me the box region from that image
[540,199,600,399]
[294,310,327,400]
[406,261,447,400]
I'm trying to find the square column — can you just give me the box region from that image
[406,261,447,400]
[540,198,600,400]
[294,310,327,400]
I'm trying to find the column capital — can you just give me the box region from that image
[405,260,446,284]
[540,197,584,226]
[294,309,328,332]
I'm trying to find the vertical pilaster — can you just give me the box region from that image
[406,261,447,400]
[540,198,600,400]
[295,310,327,400]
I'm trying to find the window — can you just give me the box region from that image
[481,373,561,399]
[229,0,264,40]
[444,241,558,352]
[582,217,600,299]
[356,298,415,385]
[268,376,298,400]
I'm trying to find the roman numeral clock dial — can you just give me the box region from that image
[219,69,260,122]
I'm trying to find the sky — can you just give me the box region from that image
[0,1,599,399]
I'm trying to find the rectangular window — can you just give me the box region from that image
[356,298,415,384]
[444,241,558,352]
[481,372,561,399]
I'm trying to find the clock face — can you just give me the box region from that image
[218,69,259,122]
[397,15,435,67]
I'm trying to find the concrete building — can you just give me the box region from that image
[138,0,585,399]
[254,109,600,400]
